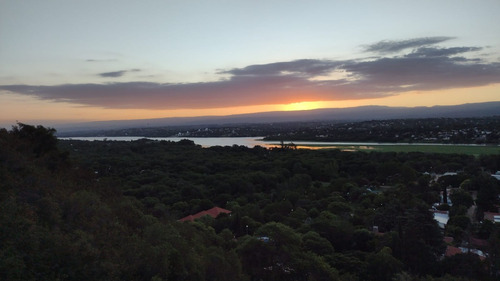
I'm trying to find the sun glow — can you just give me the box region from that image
[281,101,324,111]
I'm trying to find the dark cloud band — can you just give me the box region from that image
[98,69,141,78]
[364,37,455,53]
[1,38,499,110]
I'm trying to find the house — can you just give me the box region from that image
[445,245,486,260]
[179,206,231,222]
[432,210,449,229]
[445,246,462,257]
[483,212,500,223]
[257,236,271,243]
[443,236,454,244]
[469,237,488,249]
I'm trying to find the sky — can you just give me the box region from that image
[1,0,500,127]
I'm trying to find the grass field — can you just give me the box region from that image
[295,144,500,155]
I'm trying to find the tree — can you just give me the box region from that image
[440,253,489,280]
[488,226,500,279]
[447,215,470,231]
[255,222,301,255]
[237,235,274,280]
[11,123,58,157]
[459,179,474,191]
[475,173,500,213]
[352,228,376,252]
[310,211,354,251]
[400,203,444,275]
[449,188,473,209]
[302,231,334,256]
[366,247,403,281]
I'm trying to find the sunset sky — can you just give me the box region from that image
[1,0,500,128]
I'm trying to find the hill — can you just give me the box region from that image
[56,101,500,135]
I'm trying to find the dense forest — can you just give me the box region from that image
[1,123,500,280]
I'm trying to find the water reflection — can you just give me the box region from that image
[59,136,487,152]
[60,136,273,148]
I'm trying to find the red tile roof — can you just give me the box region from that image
[445,246,462,257]
[443,236,454,244]
[179,207,231,222]
[484,212,500,222]
[445,246,486,260]
[470,237,488,248]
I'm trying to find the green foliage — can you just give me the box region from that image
[447,215,471,231]
[366,247,403,281]
[440,254,489,280]
[450,188,474,209]
[302,231,334,255]
[310,211,354,252]
[474,173,500,213]
[401,203,445,274]
[2,124,499,280]
[0,126,245,280]
[11,123,58,157]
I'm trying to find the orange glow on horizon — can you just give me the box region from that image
[1,83,499,127]
[281,101,323,111]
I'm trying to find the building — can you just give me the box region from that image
[492,171,500,181]
[179,206,231,222]
[483,212,500,223]
[432,210,449,229]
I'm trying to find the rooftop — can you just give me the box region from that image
[179,206,231,222]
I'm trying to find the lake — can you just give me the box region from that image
[59,136,497,153]
[60,136,274,147]
[58,136,422,147]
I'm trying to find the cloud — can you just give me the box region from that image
[220,59,343,77]
[1,38,499,110]
[405,47,482,58]
[342,56,500,92]
[364,37,454,53]
[98,69,141,78]
[99,71,127,78]
[86,59,118,62]
[0,77,325,109]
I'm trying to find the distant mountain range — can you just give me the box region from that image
[56,101,500,135]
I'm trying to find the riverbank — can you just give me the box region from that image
[59,136,500,155]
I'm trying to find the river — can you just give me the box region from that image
[60,136,279,148]
[59,136,491,150]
